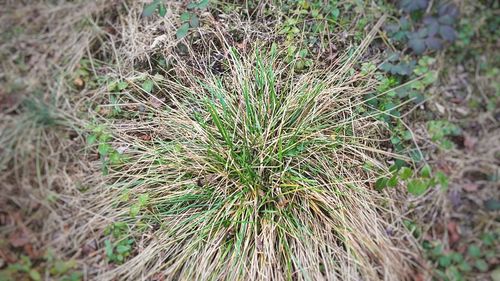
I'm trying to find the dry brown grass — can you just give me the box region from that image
[1,1,424,280]
[0,0,118,277]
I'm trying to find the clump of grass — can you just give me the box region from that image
[84,18,417,280]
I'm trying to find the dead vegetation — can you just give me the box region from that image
[0,0,498,280]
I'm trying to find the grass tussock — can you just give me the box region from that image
[1,1,497,280]
[78,18,418,280]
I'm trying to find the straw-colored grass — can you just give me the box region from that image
[1,1,420,280]
[65,15,421,280]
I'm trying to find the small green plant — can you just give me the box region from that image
[141,79,154,93]
[376,164,448,196]
[278,0,343,72]
[407,4,459,54]
[0,256,42,281]
[399,0,428,13]
[142,0,167,17]
[87,125,125,175]
[481,66,500,112]
[107,80,128,92]
[379,52,416,76]
[403,219,422,238]
[366,54,438,169]
[143,0,209,39]
[177,4,205,40]
[370,54,440,166]
[388,121,414,152]
[362,73,402,124]
[279,17,301,41]
[105,79,130,117]
[386,2,459,54]
[423,230,499,280]
[47,253,81,281]
[187,0,209,10]
[0,252,82,281]
[427,120,461,149]
[374,55,437,116]
[24,98,57,127]
[285,45,313,72]
[129,193,150,218]
[104,222,134,264]
[72,59,110,92]
[424,242,471,281]
[413,56,438,79]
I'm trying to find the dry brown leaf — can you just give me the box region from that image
[413,273,426,281]
[151,272,166,281]
[455,106,470,116]
[463,183,480,192]
[124,104,138,111]
[73,77,85,88]
[9,229,30,248]
[0,248,17,263]
[235,41,247,52]
[81,240,97,256]
[435,102,446,115]
[98,107,111,116]
[436,159,453,174]
[463,134,477,151]
[0,212,12,226]
[23,243,40,259]
[149,95,164,109]
[0,94,18,112]
[139,134,152,141]
[447,221,460,244]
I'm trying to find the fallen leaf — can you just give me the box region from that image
[0,94,19,112]
[0,248,17,263]
[447,221,460,244]
[98,107,111,116]
[448,189,461,208]
[413,273,425,281]
[436,159,453,174]
[151,272,166,281]
[9,229,30,247]
[139,134,152,141]
[455,106,469,116]
[116,145,129,154]
[73,77,85,88]
[235,41,247,51]
[463,183,480,192]
[151,34,168,49]
[0,212,12,226]
[24,243,40,259]
[435,102,445,115]
[457,244,467,255]
[491,267,500,281]
[149,95,164,108]
[81,240,97,256]
[463,134,477,151]
[124,104,138,111]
